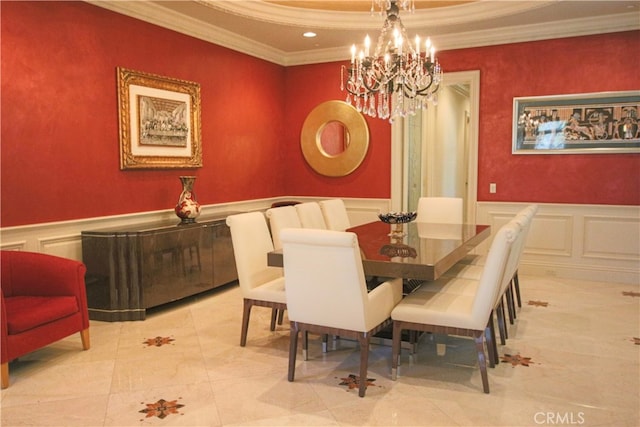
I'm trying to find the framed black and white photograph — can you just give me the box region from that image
[513,91,640,154]
[117,67,202,169]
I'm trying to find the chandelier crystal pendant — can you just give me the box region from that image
[341,0,442,122]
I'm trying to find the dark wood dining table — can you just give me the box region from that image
[267,221,491,281]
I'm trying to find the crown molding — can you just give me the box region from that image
[87,1,639,67]
[198,0,554,30]
[87,0,288,64]
[433,12,640,52]
[285,12,640,66]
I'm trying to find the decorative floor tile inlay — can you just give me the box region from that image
[337,374,379,392]
[143,336,175,347]
[622,291,640,297]
[139,398,184,420]
[500,353,534,367]
[527,300,549,307]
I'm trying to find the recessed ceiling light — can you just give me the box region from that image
[303,32,317,38]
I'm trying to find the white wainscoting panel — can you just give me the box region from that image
[582,215,640,260]
[476,202,640,285]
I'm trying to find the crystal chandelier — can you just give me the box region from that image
[341,0,442,122]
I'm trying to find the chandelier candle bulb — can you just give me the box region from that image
[365,35,371,56]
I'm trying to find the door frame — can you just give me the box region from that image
[390,70,480,222]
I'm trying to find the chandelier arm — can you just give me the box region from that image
[413,81,436,96]
[361,77,383,95]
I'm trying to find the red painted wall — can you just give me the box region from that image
[2,2,639,228]
[283,63,392,198]
[1,1,286,227]
[284,32,640,205]
[439,33,640,205]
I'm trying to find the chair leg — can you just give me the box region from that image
[509,280,518,320]
[270,308,278,331]
[80,328,91,350]
[357,333,371,397]
[302,331,309,361]
[485,327,496,369]
[486,312,498,366]
[1,362,8,389]
[513,271,522,308]
[506,287,515,325]
[391,322,402,380]
[288,323,298,382]
[277,309,285,325]
[474,332,490,394]
[497,297,507,343]
[240,299,252,346]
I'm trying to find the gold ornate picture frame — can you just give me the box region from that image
[117,67,202,169]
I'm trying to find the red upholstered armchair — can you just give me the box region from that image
[1,251,90,389]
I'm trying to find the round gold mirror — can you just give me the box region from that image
[300,100,369,177]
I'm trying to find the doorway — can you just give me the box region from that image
[391,70,480,223]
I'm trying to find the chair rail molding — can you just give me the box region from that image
[0,197,389,262]
[2,199,636,284]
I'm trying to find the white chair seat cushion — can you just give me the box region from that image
[416,276,479,296]
[458,254,486,266]
[391,290,478,330]
[442,263,484,280]
[244,277,287,304]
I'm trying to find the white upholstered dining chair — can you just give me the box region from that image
[265,205,302,250]
[319,198,351,231]
[390,220,520,393]
[295,202,328,229]
[281,228,403,397]
[416,197,463,223]
[226,212,287,347]
[440,213,527,356]
[454,204,538,328]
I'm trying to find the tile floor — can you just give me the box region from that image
[1,276,638,426]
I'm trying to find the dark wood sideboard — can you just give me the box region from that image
[81,212,240,321]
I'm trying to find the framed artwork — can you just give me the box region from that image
[117,67,202,169]
[512,91,640,154]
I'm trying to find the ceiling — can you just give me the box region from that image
[88,0,639,65]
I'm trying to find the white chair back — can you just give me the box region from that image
[469,221,521,329]
[295,202,327,229]
[416,197,463,223]
[265,205,302,250]
[501,204,537,288]
[281,228,370,331]
[417,223,463,240]
[226,212,282,295]
[493,218,525,305]
[319,198,351,231]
